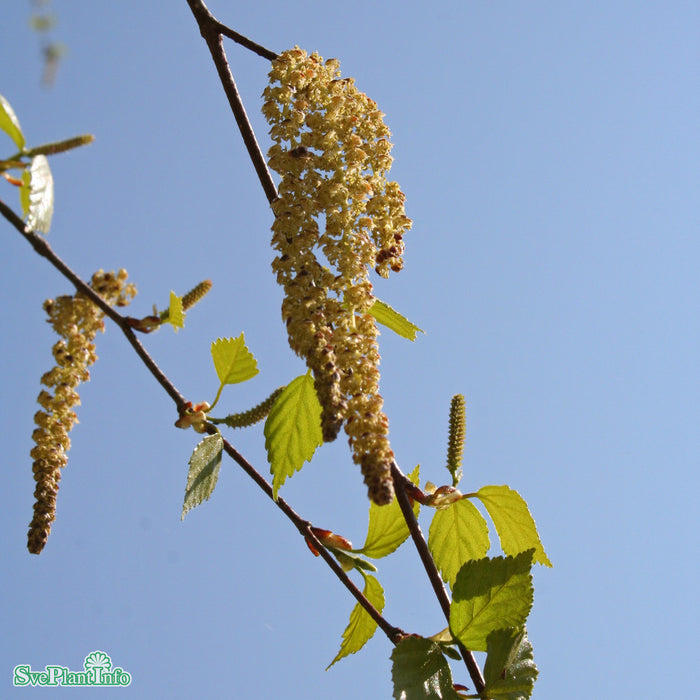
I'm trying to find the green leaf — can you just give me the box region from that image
[181,433,223,520]
[369,298,424,341]
[211,334,259,385]
[166,291,184,331]
[475,486,552,567]
[326,572,384,669]
[21,155,54,234]
[357,465,420,558]
[390,637,461,700]
[427,629,462,661]
[332,550,378,573]
[428,498,490,588]
[483,628,538,700]
[0,94,25,150]
[450,551,534,652]
[264,372,323,498]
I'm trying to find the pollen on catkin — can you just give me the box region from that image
[27,270,137,554]
[262,47,412,504]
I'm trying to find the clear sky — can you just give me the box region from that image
[1,2,698,698]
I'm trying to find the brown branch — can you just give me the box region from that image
[186,0,279,204]
[186,0,278,61]
[1,195,402,647]
[184,5,490,691]
[0,198,186,409]
[391,462,486,695]
[216,429,403,643]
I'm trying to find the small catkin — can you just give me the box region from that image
[27,270,137,554]
[181,279,213,311]
[215,386,286,429]
[262,47,411,504]
[446,394,466,487]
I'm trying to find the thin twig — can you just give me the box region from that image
[1,196,401,646]
[186,0,278,60]
[0,198,186,409]
[187,0,279,204]
[391,462,486,695]
[216,429,403,643]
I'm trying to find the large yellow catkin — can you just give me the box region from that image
[263,48,412,504]
[27,270,136,554]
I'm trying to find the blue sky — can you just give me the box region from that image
[1,2,698,698]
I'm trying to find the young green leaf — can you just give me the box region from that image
[475,485,552,567]
[450,551,534,652]
[326,572,384,669]
[21,155,54,234]
[0,94,25,151]
[368,298,424,341]
[390,637,461,700]
[428,497,490,588]
[332,549,378,573]
[427,628,462,661]
[181,433,223,520]
[264,372,323,498]
[357,465,420,559]
[483,628,538,700]
[210,334,259,385]
[166,291,184,331]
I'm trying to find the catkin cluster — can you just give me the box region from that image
[27,269,136,554]
[262,47,412,504]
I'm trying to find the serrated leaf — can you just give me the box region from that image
[369,298,424,341]
[357,465,420,559]
[167,291,184,330]
[483,628,538,700]
[21,155,53,234]
[475,486,552,567]
[390,637,461,700]
[0,94,25,150]
[326,573,384,669]
[211,334,259,385]
[450,551,534,652]
[181,433,223,520]
[428,498,490,588]
[264,372,323,498]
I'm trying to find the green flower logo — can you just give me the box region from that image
[84,651,112,672]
